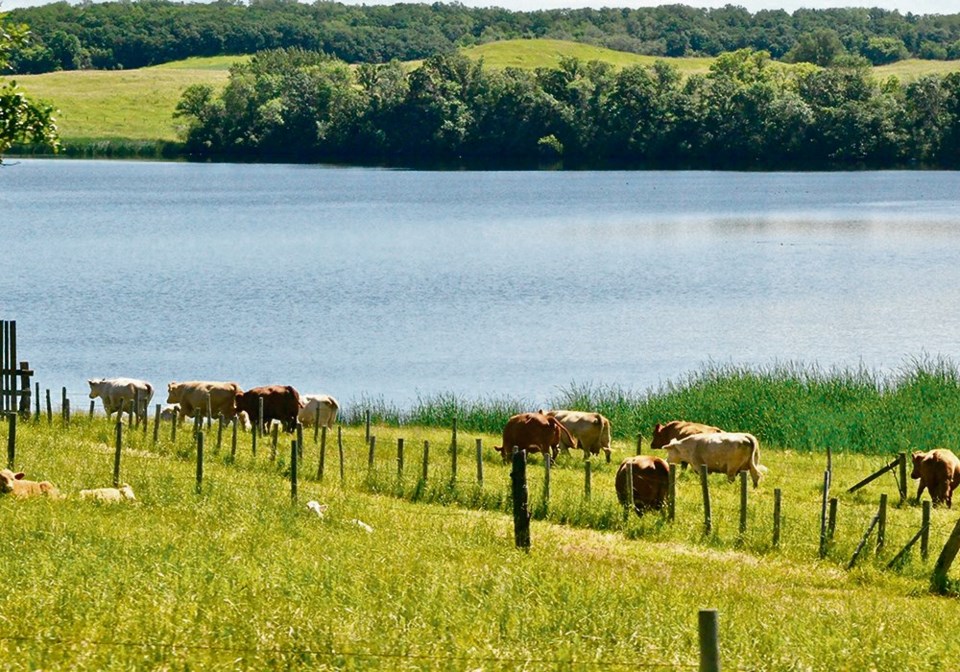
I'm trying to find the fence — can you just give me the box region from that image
[0,320,33,417]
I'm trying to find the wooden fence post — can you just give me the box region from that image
[877,493,888,555]
[368,435,376,470]
[7,412,16,469]
[700,464,712,535]
[738,471,748,535]
[773,488,782,548]
[511,449,531,550]
[231,416,238,458]
[698,609,721,672]
[45,389,52,424]
[828,498,838,541]
[421,440,429,482]
[932,517,960,593]
[152,404,160,444]
[258,397,264,440]
[318,426,327,480]
[133,389,140,428]
[847,513,881,570]
[624,461,634,518]
[898,452,907,504]
[195,431,204,495]
[206,394,212,430]
[270,422,279,461]
[296,422,304,461]
[17,362,31,420]
[475,438,482,485]
[171,407,178,443]
[251,413,257,456]
[397,437,404,478]
[584,459,592,501]
[338,425,345,484]
[34,382,40,422]
[216,414,224,453]
[668,463,677,522]
[922,500,931,561]
[365,409,371,443]
[61,387,67,423]
[819,470,831,558]
[127,393,134,429]
[313,406,320,443]
[64,399,70,427]
[113,419,123,488]
[291,440,298,503]
[542,454,551,513]
[89,399,95,417]
[636,433,643,456]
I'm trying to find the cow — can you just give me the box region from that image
[235,385,303,433]
[0,469,60,499]
[160,404,180,421]
[663,432,766,488]
[299,394,340,429]
[166,381,242,424]
[615,455,670,515]
[80,484,137,502]
[911,449,960,508]
[493,412,577,462]
[545,410,612,460]
[650,420,722,450]
[88,377,154,422]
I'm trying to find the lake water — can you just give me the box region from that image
[4,159,960,411]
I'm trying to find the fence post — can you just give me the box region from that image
[127,393,134,429]
[195,431,204,495]
[152,404,160,444]
[296,422,304,461]
[133,389,140,428]
[338,425,345,484]
[847,513,881,570]
[475,438,482,485]
[318,426,327,480]
[668,463,677,522]
[738,471,748,536]
[365,409,371,443]
[216,414,224,453]
[828,498,838,541]
[451,417,458,482]
[258,397,264,440]
[922,500,931,561]
[206,394,212,430]
[17,362,31,419]
[34,382,40,422]
[623,461,634,518]
[231,416,238,458]
[270,422,279,461]
[89,399,95,417]
[313,406,320,443]
[819,470,831,558]
[61,387,67,423]
[397,437,404,478]
[368,435,376,470]
[45,389,52,424]
[773,488,782,548]
[113,418,123,488]
[251,412,257,456]
[932,517,960,593]
[877,493,888,555]
[422,440,430,482]
[700,464,712,535]
[698,609,721,672]
[64,399,70,427]
[584,459,592,501]
[291,440,298,503]
[636,432,643,456]
[7,412,16,469]
[511,449,531,550]
[898,452,907,504]
[542,454,551,513]
[171,407,178,443]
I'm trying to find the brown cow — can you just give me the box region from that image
[167,381,242,423]
[235,385,303,433]
[911,449,960,507]
[493,412,577,462]
[0,469,60,499]
[615,456,670,515]
[650,420,722,450]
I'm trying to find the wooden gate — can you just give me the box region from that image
[1,320,33,417]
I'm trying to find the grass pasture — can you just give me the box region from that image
[4,409,960,671]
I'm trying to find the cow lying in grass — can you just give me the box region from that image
[80,484,137,502]
[0,469,60,499]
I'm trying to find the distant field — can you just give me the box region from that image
[874,57,960,79]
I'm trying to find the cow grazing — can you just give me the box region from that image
[235,385,303,433]
[650,420,722,450]
[80,484,136,502]
[166,381,242,423]
[494,412,577,462]
[88,377,154,421]
[664,432,766,488]
[160,404,180,421]
[299,394,340,429]
[615,455,670,515]
[0,469,60,499]
[545,410,612,459]
[911,449,960,507]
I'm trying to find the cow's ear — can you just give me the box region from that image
[14,472,24,480]
[654,423,662,432]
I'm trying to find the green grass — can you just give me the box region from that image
[874,58,960,80]
[3,408,960,670]
[462,38,715,73]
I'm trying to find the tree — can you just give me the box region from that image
[784,28,845,67]
[1,13,59,162]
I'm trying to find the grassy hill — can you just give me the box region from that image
[3,412,960,669]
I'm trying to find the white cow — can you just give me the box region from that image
[88,377,154,421]
[664,432,767,488]
[80,484,137,502]
[298,394,340,429]
[545,410,612,459]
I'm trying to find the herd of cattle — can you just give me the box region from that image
[3,378,960,514]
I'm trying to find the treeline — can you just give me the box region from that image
[5,0,960,75]
[172,47,960,169]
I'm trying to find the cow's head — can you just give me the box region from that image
[493,445,509,463]
[118,484,136,501]
[0,469,24,494]
[911,451,926,480]
[166,382,181,404]
[87,379,103,399]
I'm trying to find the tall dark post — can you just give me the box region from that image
[7,412,16,469]
[700,464,712,535]
[195,431,204,495]
[113,419,123,488]
[511,448,531,550]
[291,440,298,503]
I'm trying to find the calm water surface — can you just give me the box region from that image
[4,159,960,410]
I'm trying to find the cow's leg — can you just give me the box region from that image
[917,481,927,504]
[727,467,737,483]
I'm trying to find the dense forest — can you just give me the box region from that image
[4,0,960,75]
[171,47,960,169]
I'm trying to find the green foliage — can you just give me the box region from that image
[785,28,845,66]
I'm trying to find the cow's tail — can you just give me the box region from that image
[748,433,767,472]
[551,417,577,449]
[287,386,303,407]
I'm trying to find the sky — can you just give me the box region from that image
[1,0,959,12]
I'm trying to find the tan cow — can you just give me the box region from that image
[80,484,137,502]
[664,432,766,488]
[545,410,612,460]
[88,377,154,421]
[650,420,722,450]
[0,469,60,499]
[911,449,960,507]
[299,394,340,429]
[166,381,242,423]
[615,455,670,515]
[494,412,577,462]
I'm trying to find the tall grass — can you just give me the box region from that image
[356,357,960,455]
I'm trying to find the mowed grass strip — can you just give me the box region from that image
[3,414,960,670]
